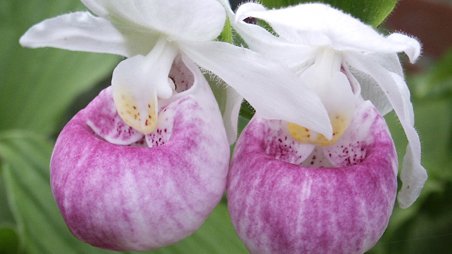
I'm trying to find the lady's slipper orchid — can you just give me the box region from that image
[229,101,397,254]
[225,2,428,254]
[19,0,337,250]
[51,56,230,250]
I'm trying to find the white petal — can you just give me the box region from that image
[347,55,427,208]
[370,53,404,77]
[19,12,157,57]
[350,69,392,116]
[112,39,178,134]
[233,3,316,68]
[81,0,109,17]
[301,50,357,117]
[390,73,415,125]
[237,3,421,59]
[387,33,422,63]
[82,0,226,42]
[285,49,358,145]
[286,68,358,146]
[180,41,332,138]
[223,87,243,145]
[349,53,404,116]
[399,145,428,208]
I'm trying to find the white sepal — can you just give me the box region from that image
[236,3,421,60]
[81,0,109,17]
[347,55,427,208]
[387,33,422,63]
[81,0,226,42]
[19,12,155,57]
[181,40,333,139]
[399,145,428,208]
[222,87,243,145]
[350,53,405,116]
[233,3,316,68]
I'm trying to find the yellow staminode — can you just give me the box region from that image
[288,115,348,146]
[114,90,158,134]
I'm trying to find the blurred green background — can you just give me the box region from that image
[0,0,451,253]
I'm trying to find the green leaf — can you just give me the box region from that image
[206,74,228,117]
[155,200,247,254]
[371,181,452,254]
[0,131,109,254]
[0,0,118,135]
[0,166,15,227]
[219,19,233,43]
[0,227,19,254]
[260,0,398,27]
[403,182,452,254]
[411,100,451,179]
[0,131,246,254]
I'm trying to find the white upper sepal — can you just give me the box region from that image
[19,12,156,57]
[180,40,332,139]
[236,3,421,62]
[233,2,316,68]
[81,0,226,42]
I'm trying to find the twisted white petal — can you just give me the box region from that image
[347,55,427,208]
[222,87,243,144]
[181,40,332,138]
[19,12,156,57]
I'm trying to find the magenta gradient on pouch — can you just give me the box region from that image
[227,103,397,254]
[50,59,229,251]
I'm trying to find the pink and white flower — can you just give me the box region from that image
[224,2,428,253]
[50,56,229,250]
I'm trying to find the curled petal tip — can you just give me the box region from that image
[397,148,428,208]
[18,12,139,56]
[19,23,44,48]
[387,33,422,63]
[18,35,29,48]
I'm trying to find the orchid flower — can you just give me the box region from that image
[19,0,334,251]
[223,2,428,254]
[21,0,231,250]
[19,0,336,250]
[50,61,230,251]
